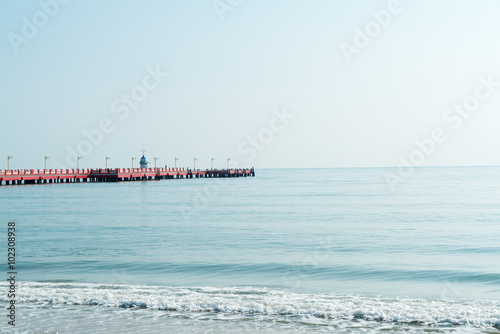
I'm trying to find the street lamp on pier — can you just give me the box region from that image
[7,156,13,170]
[211,158,215,170]
[105,156,111,169]
[77,156,82,169]
[194,158,198,171]
[174,157,179,168]
[227,158,231,170]
[44,156,50,170]
[153,157,159,169]
[131,157,136,168]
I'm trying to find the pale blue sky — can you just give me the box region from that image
[1,0,500,170]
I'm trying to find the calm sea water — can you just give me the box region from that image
[1,167,499,333]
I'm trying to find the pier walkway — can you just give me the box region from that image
[0,167,255,186]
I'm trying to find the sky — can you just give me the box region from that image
[1,0,500,170]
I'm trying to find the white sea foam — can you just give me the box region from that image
[2,282,500,329]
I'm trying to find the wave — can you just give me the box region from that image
[2,282,500,329]
[17,261,500,285]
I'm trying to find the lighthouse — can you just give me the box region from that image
[140,154,148,169]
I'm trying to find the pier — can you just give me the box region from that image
[0,167,255,186]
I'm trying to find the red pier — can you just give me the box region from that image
[0,167,255,186]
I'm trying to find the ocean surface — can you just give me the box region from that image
[1,167,499,333]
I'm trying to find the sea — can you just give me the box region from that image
[0,167,499,333]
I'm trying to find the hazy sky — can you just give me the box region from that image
[1,0,500,170]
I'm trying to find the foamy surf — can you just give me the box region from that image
[2,282,500,330]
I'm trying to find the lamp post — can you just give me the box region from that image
[7,156,13,170]
[211,158,215,170]
[227,158,231,170]
[194,158,198,171]
[131,157,136,168]
[44,156,50,170]
[153,157,159,169]
[77,156,82,169]
[105,156,111,169]
[174,157,179,168]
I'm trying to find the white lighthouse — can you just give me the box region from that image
[140,154,148,169]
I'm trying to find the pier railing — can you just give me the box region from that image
[0,167,255,186]
[0,167,188,176]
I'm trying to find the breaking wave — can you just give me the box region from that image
[3,282,500,329]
